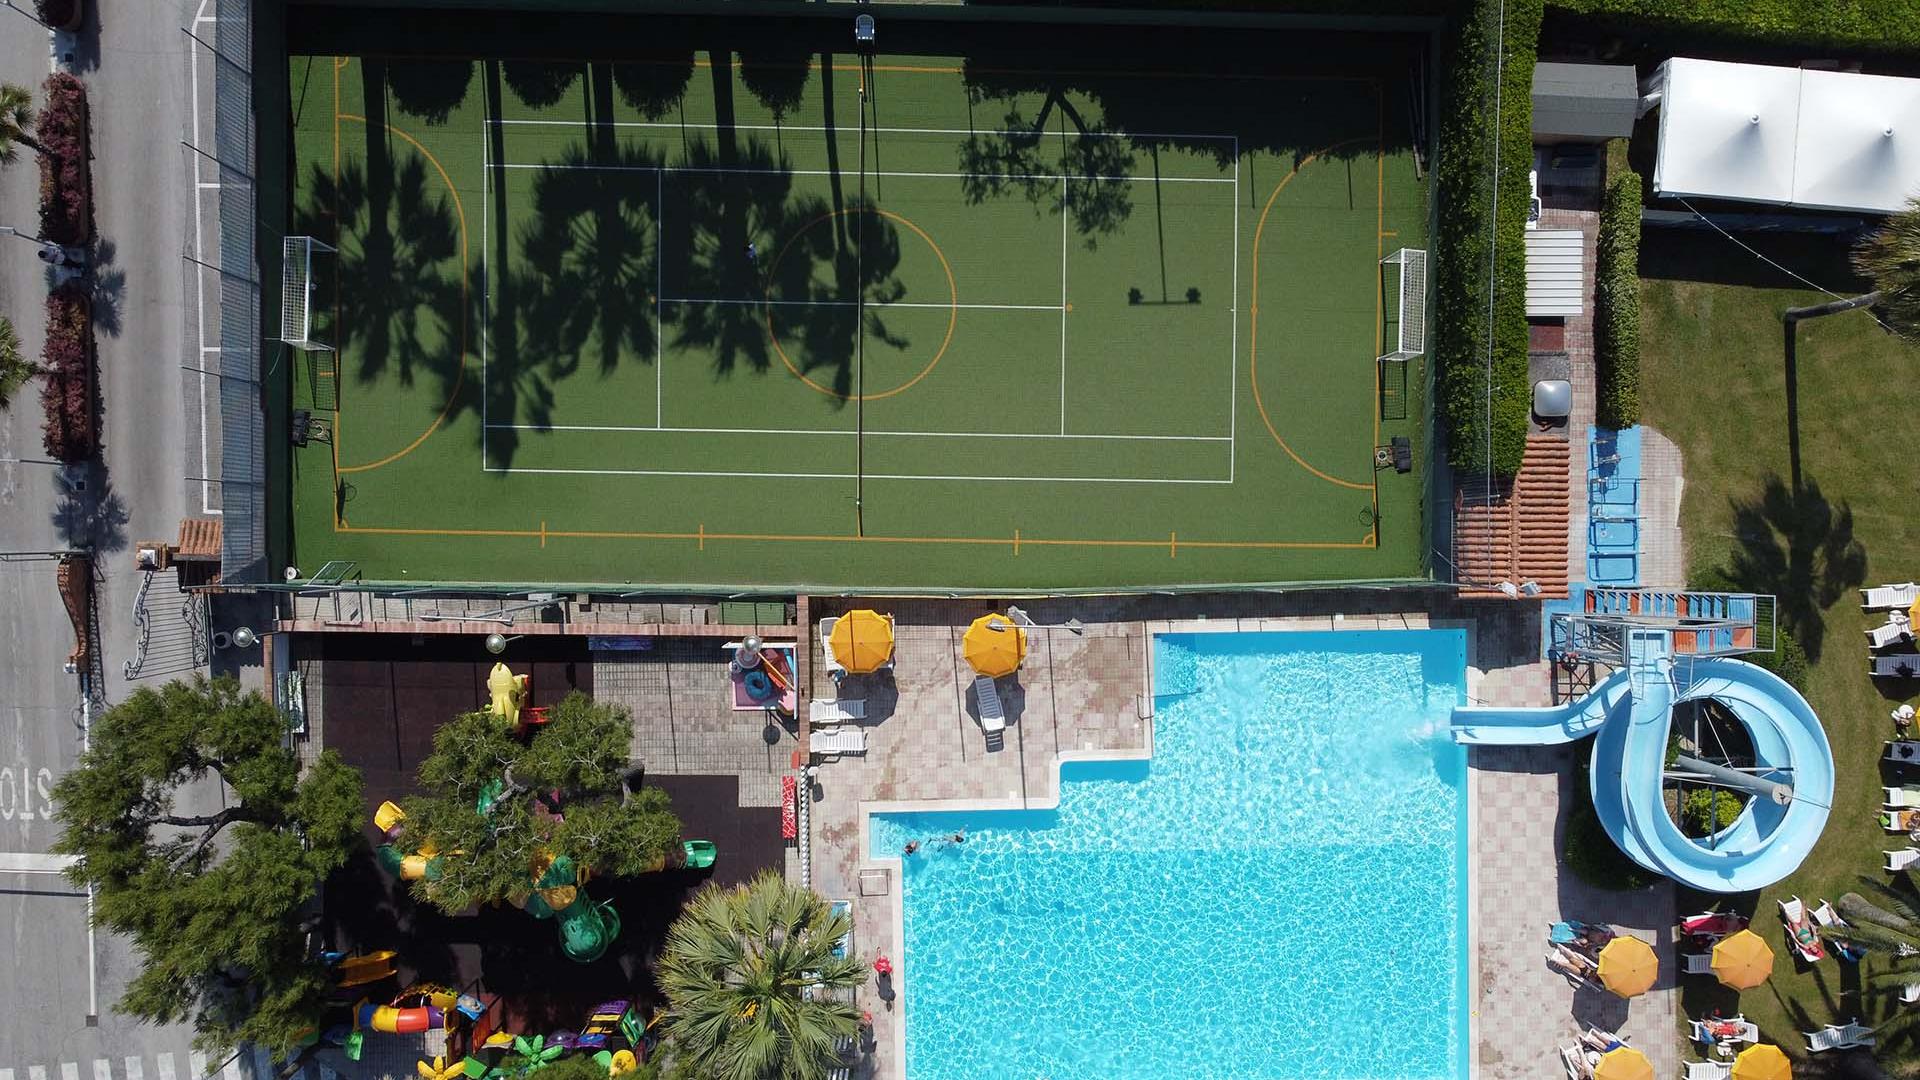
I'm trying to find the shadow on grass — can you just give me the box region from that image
[1717,474,1868,664]
[386,59,476,125]
[612,51,696,119]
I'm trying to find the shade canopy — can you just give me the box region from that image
[1598,935,1659,998]
[1712,929,1775,990]
[829,610,895,674]
[1592,1046,1654,1080]
[962,614,1028,678]
[1651,58,1920,213]
[1732,1043,1792,1080]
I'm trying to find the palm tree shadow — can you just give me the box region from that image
[955,92,1135,249]
[1721,473,1867,662]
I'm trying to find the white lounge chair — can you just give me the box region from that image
[1690,1016,1758,1046]
[1904,983,1920,1005]
[1806,1019,1876,1052]
[1888,848,1920,872]
[1812,899,1846,930]
[1681,952,1715,976]
[810,725,867,757]
[1869,620,1915,649]
[1683,1063,1732,1080]
[1888,741,1920,765]
[1864,583,1920,610]
[1580,1026,1627,1053]
[819,617,846,680]
[973,673,1006,734]
[810,698,866,724]
[1559,1044,1591,1080]
[1890,786,1920,808]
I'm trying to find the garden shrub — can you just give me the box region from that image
[39,284,94,462]
[1594,172,1641,429]
[36,73,91,247]
[1550,1,1920,53]
[1433,0,1539,476]
[1681,788,1743,837]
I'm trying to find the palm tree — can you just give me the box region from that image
[1819,880,1920,1064]
[1785,195,1920,339]
[656,871,863,1080]
[1,82,44,164]
[0,316,39,410]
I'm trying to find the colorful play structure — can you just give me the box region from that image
[729,636,797,715]
[428,1000,652,1080]
[1452,589,1834,893]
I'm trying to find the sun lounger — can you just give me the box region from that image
[1889,786,1920,808]
[810,726,867,757]
[1887,741,1920,766]
[1683,1063,1732,1080]
[1779,896,1826,962]
[1888,848,1920,872]
[1864,583,1920,610]
[1581,1026,1627,1053]
[828,899,854,961]
[819,617,846,680]
[1812,899,1843,929]
[1875,654,1920,679]
[973,674,1006,734]
[1869,620,1915,649]
[1904,984,1920,1005]
[1560,1044,1592,1080]
[1884,808,1920,832]
[1681,952,1715,976]
[810,698,866,724]
[1680,912,1747,941]
[1806,1019,1876,1052]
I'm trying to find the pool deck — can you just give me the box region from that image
[801,593,1672,1080]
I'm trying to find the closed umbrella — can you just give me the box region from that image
[829,609,895,674]
[1732,1044,1791,1080]
[962,614,1027,678]
[1598,935,1658,998]
[1711,929,1775,990]
[1592,1047,1653,1080]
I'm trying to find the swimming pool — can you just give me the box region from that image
[868,629,1469,1080]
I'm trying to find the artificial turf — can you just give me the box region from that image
[285,40,1429,591]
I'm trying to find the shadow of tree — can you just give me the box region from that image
[1721,474,1868,663]
[737,47,811,121]
[88,236,125,338]
[50,462,128,553]
[955,94,1134,250]
[386,59,476,125]
[503,61,583,109]
[611,53,696,119]
[767,201,910,398]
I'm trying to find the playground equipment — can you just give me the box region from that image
[487,663,549,730]
[374,801,450,882]
[1452,589,1833,893]
[730,637,797,714]
[333,950,398,988]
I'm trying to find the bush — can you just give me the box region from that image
[1594,172,1641,429]
[1681,788,1743,837]
[36,73,90,247]
[1565,795,1659,891]
[1687,564,1811,692]
[1433,0,1539,476]
[38,284,94,462]
[1550,1,1920,53]
[35,0,81,31]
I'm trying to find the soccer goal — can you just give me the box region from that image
[280,235,336,351]
[1379,248,1427,362]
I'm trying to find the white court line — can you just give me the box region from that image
[492,162,1232,184]
[187,1052,207,1080]
[491,119,1238,142]
[186,0,218,516]
[485,423,1229,442]
[481,102,490,473]
[1058,110,1069,436]
[654,167,664,429]
[1230,137,1241,483]
[661,297,1059,311]
[155,1054,175,1080]
[487,465,1231,485]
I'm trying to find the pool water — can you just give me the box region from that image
[869,630,1469,1080]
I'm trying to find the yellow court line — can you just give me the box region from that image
[333,112,471,477]
[1247,136,1378,493]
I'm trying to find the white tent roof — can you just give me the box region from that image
[1652,58,1920,214]
[1793,69,1920,213]
[1652,58,1801,207]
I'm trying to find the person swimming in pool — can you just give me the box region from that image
[902,840,919,856]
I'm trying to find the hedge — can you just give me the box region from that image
[1594,171,1641,429]
[36,73,91,247]
[1549,1,1920,53]
[1681,788,1742,837]
[39,284,95,463]
[1433,0,1538,476]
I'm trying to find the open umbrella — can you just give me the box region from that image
[1732,1044,1791,1080]
[1592,1046,1653,1080]
[962,614,1027,678]
[1712,929,1775,990]
[1598,935,1658,998]
[829,609,895,674]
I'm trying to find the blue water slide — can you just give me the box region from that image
[1451,669,1631,746]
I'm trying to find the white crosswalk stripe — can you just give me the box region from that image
[219,1056,238,1080]
[93,1059,112,1080]
[124,1060,142,1080]
[4,1065,15,1080]
[60,1063,77,1080]
[155,1056,174,1080]
[187,1054,207,1080]
[29,1067,47,1080]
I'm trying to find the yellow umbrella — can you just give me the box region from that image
[1732,1044,1791,1080]
[1598,935,1658,998]
[1592,1047,1654,1080]
[1711,929,1775,990]
[962,614,1027,678]
[829,609,895,674]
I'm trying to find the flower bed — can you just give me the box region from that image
[37,73,92,247]
[39,284,95,462]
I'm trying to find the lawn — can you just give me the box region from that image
[1638,225,1920,1070]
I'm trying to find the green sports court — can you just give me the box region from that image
[283,33,1430,592]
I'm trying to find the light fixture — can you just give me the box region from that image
[231,626,258,649]
[485,632,509,655]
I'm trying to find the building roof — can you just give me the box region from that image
[1651,57,1920,214]
[1524,229,1586,318]
[1532,62,1639,140]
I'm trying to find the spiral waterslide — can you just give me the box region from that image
[1452,629,1833,894]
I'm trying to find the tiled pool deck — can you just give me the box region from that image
[802,595,1676,1080]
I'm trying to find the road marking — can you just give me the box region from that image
[220,1054,239,1080]
[94,1059,111,1080]
[60,1063,77,1080]
[30,1067,46,1080]
[5,1065,16,1080]
[188,1052,207,1080]
[124,1061,141,1080]
[156,1054,176,1080]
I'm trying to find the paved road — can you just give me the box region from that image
[1,1,234,1072]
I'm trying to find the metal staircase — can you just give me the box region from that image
[1553,589,1775,667]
